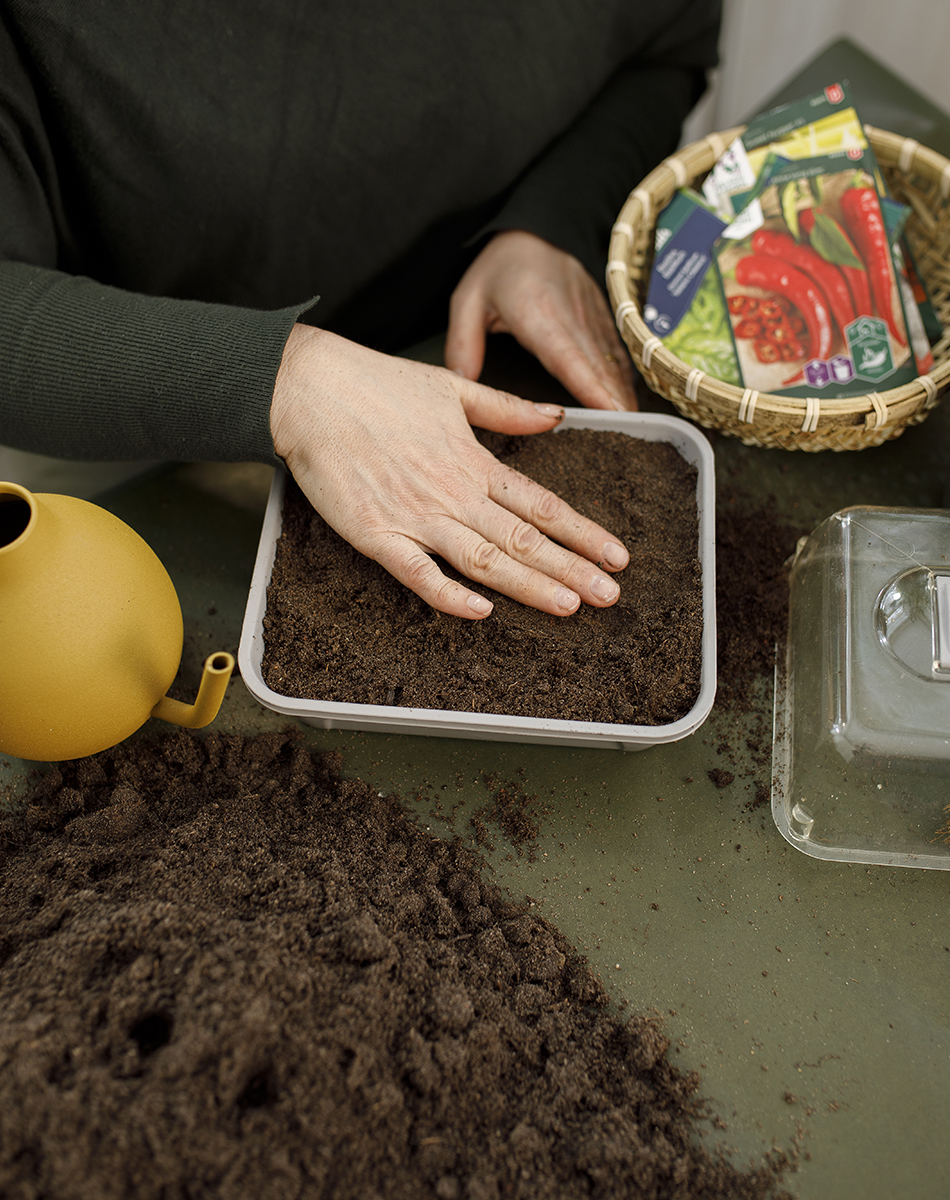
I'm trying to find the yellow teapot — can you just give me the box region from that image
[0,480,234,761]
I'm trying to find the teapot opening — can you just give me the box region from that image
[0,493,33,549]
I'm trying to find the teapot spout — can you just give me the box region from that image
[150,652,235,730]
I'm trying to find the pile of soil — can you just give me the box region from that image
[0,730,794,1200]
[262,429,703,727]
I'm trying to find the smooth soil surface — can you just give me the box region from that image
[262,429,704,727]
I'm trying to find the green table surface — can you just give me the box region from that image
[3,38,950,1200]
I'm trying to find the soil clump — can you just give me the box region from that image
[0,731,794,1200]
[262,428,703,727]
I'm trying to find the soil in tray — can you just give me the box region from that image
[0,730,794,1200]
[262,428,703,726]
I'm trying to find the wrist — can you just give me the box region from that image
[271,323,329,461]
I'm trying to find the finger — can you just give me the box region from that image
[452,374,566,435]
[426,519,594,616]
[428,497,623,611]
[366,531,497,620]
[482,459,629,578]
[515,275,638,412]
[586,343,638,413]
[545,312,638,413]
[530,322,629,412]
[444,283,491,382]
[501,287,632,412]
[590,303,639,407]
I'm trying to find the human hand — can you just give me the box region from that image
[270,326,629,621]
[444,229,638,412]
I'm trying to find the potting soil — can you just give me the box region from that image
[261,428,704,726]
[0,730,794,1200]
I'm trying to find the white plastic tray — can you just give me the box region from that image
[239,409,716,750]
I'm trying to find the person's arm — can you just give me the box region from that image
[0,21,305,467]
[480,0,723,282]
[445,0,722,410]
[0,5,634,620]
[0,261,309,465]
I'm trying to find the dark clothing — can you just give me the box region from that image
[0,0,720,465]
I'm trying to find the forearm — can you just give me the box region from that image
[481,0,722,280]
[0,262,315,465]
[481,62,707,285]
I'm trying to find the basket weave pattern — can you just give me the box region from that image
[607,126,950,450]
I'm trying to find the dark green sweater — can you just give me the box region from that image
[0,0,720,465]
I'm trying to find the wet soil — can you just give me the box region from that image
[0,731,794,1200]
[262,429,704,727]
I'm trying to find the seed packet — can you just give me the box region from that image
[899,238,942,346]
[641,188,739,384]
[702,81,871,232]
[643,80,941,394]
[714,149,919,397]
[880,197,936,372]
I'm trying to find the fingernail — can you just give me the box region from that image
[467,594,493,615]
[555,587,580,612]
[590,574,620,602]
[452,367,469,378]
[534,403,565,421]
[602,541,629,569]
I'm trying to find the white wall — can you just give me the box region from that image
[684,0,950,140]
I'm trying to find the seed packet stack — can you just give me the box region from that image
[643,82,941,398]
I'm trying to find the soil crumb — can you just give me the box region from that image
[262,429,703,727]
[714,491,806,712]
[470,771,552,861]
[0,730,795,1200]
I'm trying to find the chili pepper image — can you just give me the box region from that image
[728,294,755,315]
[799,207,874,320]
[839,185,907,347]
[842,261,874,320]
[734,254,834,362]
[751,227,855,336]
[734,316,763,339]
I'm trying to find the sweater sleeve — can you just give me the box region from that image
[0,18,313,468]
[477,0,722,284]
[0,261,315,466]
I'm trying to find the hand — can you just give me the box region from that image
[270,326,629,621]
[444,229,638,412]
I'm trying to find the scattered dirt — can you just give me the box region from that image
[262,428,704,727]
[713,489,806,714]
[701,483,809,811]
[0,731,795,1200]
[469,771,552,862]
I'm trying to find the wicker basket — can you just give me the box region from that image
[607,125,950,450]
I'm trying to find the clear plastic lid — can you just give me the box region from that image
[772,506,950,869]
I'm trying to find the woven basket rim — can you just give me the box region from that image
[607,124,950,431]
